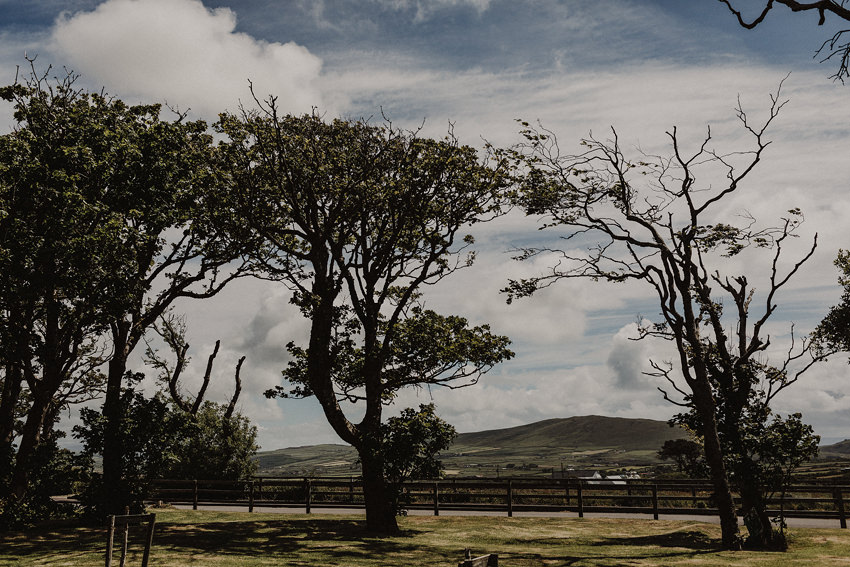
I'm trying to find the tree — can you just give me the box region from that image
[717,0,850,81]
[657,438,708,478]
[670,351,820,548]
[219,105,514,534]
[95,97,256,518]
[73,372,258,517]
[505,86,823,549]
[0,62,255,517]
[380,403,456,515]
[815,249,850,355]
[0,64,141,504]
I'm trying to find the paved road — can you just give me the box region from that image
[173,504,844,530]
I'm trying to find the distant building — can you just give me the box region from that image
[551,470,641,483]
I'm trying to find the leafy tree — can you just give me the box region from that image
[220,105,513,534]
[0,63,140,503]
[815,249,850,355]
[505,86,823,549]
[381,404,456,515]
[74,372,258,518]
[670,351,819,548]
[0,61,255,516]
[657,438,708,478]
[717,0,850,81]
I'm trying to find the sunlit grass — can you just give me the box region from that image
[2,510,850,566]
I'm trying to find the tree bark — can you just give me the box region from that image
[692,386,742,550]
[0,361,23,489]
[8,385,52,499]
[359,440,399,534]
[101,322,130,516]
[9,294,64,501]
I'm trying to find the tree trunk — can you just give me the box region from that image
[0,361,23,494]
[739,479,781,549]
[9,384,52,499]
[359,443,399,535]
[692,387,742,550]
[101,324,129,517]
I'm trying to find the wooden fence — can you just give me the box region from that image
[149,477,849,527]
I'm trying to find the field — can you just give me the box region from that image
[3,510,850,566]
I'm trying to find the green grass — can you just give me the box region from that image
[3,510,850,566]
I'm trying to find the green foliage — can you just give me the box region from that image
[815,249,850,359]
[670,352,819,545]
[269,305,513,403]
[1,61,241,512]
[657,438,708,478]
[0,434,86,530]
[73,373,258,517]
[381,404,456,515]
[383,404,456,484]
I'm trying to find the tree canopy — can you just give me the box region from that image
[0,63,255,518]
[815,250,850,356]
[220,104,514,533]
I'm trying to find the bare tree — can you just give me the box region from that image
[506,84,825,549]
[144,312,245,419]
[718,0,850,81]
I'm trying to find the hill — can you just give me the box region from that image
[452,415,683,452]
[820,439,850,458]
[255,415,688,477]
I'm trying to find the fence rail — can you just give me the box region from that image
[149,477,849,527]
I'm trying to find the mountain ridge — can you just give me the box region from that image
[255,415,690,477]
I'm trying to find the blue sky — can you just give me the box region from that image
[2,0,850,449]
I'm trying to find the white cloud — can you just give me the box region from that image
[5,0,849,449]
[50,0,324,118]
[376,0,492,21]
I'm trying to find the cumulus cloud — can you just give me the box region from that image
[50,0,324,118]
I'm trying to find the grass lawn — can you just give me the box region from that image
[2,510,850,566]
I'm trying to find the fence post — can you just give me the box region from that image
[565,481,571,507]
[141,514,156,567]
[257,478,263,502]
[120,507,130,567]
[507,480,513,518]
[349,477,355,504]
[192,480,198,511]
[652,484,659,520]
[433,482,440,516]
[305,478,312,514]
[249,481,255,513]
[577,481,584,518]
[835,487,847,529]
[691,486,697,507]
[105,515,116,567]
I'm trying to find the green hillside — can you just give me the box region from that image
[453,415,683,451]
[820,439,850,457]
[255,415,688,477]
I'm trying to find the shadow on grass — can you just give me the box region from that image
[592,529,720,551]
[0,517,428,563]
[0,524,104,560]
[157,518,418,552]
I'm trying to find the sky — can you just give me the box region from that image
[1,0,850,450]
